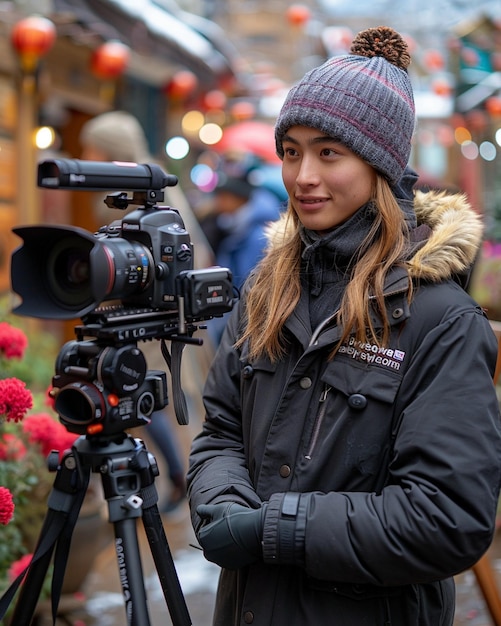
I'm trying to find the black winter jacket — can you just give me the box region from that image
[187,190,501,626]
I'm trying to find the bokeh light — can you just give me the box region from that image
[199,123,223,145]
[460,140,479,160]
[35,126,55,149]
[182,110,205,135]
[479,141,497,161]
[165,136,190,160]
[190,163,218,192]
[454,126,471,144]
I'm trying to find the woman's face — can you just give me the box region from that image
[281,125,377,234]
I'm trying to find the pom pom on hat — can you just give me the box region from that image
[274,26,415,185]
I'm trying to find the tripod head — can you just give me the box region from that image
[49,303,209,436]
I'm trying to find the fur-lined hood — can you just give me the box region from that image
[407,189,483,282]
[266,189,483,284]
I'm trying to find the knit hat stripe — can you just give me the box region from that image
[357,65,415,110]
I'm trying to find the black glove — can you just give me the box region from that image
[196,502,267,570]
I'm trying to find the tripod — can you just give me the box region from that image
[4,432,192,626]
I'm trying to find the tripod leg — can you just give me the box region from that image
[142,505,192,626]
[7,449,90,625]
[93,435,191,626]
[114,517,151,626]
[8,514,58,625]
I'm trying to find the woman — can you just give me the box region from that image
[187,27,501,625]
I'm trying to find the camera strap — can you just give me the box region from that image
[161,338,190,425]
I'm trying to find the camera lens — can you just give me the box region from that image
[43,232,153,314]
[46,236,94,309]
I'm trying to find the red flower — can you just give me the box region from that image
[0,432,27,461]
[0,322,28,360]
[22,413,78,458]
[0,377,33,422]
[0,486,15,525]
[8,553,32,582]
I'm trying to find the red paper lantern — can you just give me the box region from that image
[486,96,501,116]
[230,101,256,121]
[423,50,445,72]
[11,15,56,72]
[286,4,311,28]
[165,70,198,101]
[203,89,227,111]
[431,78,452,97]
[90,41,130,80]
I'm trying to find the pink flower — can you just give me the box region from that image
[0,377,33,422]
[22,413,78,458]
[0,322,28,360]
[8,553,32,582]
[0,486,15,525]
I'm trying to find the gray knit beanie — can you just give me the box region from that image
[80,110,151,163]
[275,27,415,186]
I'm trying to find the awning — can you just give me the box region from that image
[51,0,242,88]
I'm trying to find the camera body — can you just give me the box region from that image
[95,205,194,310]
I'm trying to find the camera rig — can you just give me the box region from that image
[1,158,237,626]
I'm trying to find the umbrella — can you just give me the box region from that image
[214,120,280,163]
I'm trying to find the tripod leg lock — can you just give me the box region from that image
[125,494,143,510]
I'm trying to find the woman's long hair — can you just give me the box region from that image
[236,174,410,362]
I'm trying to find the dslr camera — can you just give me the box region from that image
[10,159,235,434]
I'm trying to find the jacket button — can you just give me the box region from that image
[299,377,312,389]
[392,307,404,319]
[348,393,367,409]
[279,464,291,477]
[243,611,254,623]
[242,365,254,379]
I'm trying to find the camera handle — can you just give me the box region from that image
[0,434,192,626]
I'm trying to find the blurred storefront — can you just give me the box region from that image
[0,0,246,297]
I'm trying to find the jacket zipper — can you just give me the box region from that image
[305,384,332,460]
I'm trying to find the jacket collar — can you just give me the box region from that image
[267,189,483,286]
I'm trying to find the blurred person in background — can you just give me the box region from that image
[187,27,501,625]
[199,151,284,345]
[80,110,213,514]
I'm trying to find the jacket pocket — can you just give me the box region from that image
[323,354,402,405]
